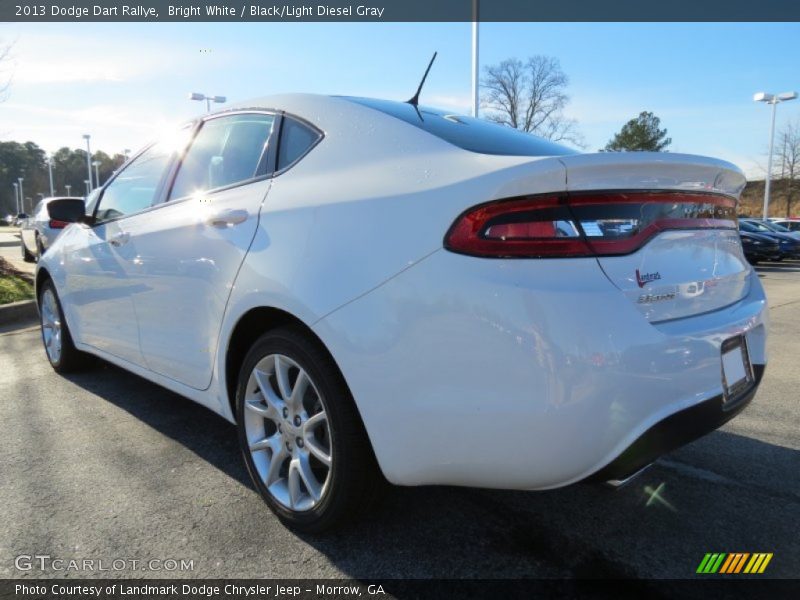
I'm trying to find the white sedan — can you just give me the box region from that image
[37,94,767,531]
[20,196,85,262]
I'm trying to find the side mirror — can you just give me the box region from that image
[47,198,86,224]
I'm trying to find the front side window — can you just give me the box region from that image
[95,140,176,223]
[169,113,275,201]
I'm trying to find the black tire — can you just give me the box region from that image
[236,326,382,532]
[36,235,45,260]
[21,238,35,262]
[38,279,91,373]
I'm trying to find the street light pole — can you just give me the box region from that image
[12,182,19,214]
[84,179,91,197]
[189,92,226,113]
[82,134,93,193]
[17,177,24,213]
[764,100,778,220]
[471,0,479,117]
[65,184,72,196]
[92,160,101,188]
[47,155,55,197]
[754,91,798,219]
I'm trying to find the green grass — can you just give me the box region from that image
[0,274,34,304]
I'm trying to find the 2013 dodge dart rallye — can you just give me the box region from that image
[36,94,767,531]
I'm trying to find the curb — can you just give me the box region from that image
[0,299,38,326]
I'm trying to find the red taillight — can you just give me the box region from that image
[49,219,69,229]
[444,192,737,258]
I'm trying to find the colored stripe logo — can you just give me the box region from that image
[697,553,773,574]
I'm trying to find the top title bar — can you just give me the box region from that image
[2,0,800,22]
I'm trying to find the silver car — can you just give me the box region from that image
[770,218,800,233]
[20,196,84,262]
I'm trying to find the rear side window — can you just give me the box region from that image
[277,117,322,171]
[343,97,575,157]
[169,113,275,201]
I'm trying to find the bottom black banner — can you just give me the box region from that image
[1,579,799,600]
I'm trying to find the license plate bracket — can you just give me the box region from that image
[721,335,754,406]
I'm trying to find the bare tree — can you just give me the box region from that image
[0,39,13,102]
[776,120,800,217]
[481,56,584,146]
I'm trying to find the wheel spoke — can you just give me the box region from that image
[305,437,331,467]
[296,454,322,500]
[245,399,272,418]
[274,355,292,401]
[304,410,327,431]
[287,459,303,508]
[252,368,283,417]
[265,441,287,487]
[303,411,331,467]
[249,431,279,452]
[289,369,309,411]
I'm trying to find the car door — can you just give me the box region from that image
[117,111,277,390]
[60,137,182,365]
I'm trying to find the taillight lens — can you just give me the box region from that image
[49,219,69,229]
[444,192,737,258]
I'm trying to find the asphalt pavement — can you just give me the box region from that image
[0,261,798,580]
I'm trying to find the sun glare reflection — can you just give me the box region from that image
[644,482,677,512]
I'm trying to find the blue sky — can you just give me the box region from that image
[2,22,799,177]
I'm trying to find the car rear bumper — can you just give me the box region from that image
[315,250,769,490]
[588,364,764,482]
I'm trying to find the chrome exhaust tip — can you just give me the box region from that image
[604,463,654,489]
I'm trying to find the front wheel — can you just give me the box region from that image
[38,280,91,372]
[236,327,382,532]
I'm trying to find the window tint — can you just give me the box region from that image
[169,113,274,201]
[277,117,321,171]
[95,142,173,222]
[343,97,575,157]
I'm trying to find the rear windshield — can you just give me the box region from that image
[343,97,576,157]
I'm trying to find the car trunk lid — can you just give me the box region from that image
[558,152,750,323]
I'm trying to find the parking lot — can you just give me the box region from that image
[0,256,798,580]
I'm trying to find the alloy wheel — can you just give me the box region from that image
[242,354,332,511]
[40,288,62,365]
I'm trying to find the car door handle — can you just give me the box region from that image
[206,209,248,227]
[108,232,130,247]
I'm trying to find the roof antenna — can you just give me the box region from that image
[407,51,438,107]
